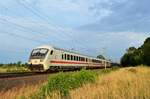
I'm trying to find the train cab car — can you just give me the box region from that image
[28,45,54,72]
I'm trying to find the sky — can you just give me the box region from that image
[0,0,149,63]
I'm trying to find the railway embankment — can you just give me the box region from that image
[0,66,149,99]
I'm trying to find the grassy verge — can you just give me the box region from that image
[30,70,96,99]
[3,66,149,99]
[70,66,150,99]
[0,68,116,99]
[28,68,117,99]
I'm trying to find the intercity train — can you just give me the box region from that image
[28,45,111,72]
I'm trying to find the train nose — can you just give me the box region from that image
[28,64,44,72]
[30,59,41,65]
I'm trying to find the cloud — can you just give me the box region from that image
[77,0,150,33]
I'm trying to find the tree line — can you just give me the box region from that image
[0,61,28,67]
[121,37,150,66]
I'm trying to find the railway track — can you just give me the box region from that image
[0,68,108,79]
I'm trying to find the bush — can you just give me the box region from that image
[31,70,96,99]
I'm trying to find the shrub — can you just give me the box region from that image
[31,70,96,98]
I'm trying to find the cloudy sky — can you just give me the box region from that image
[0,0,149,63]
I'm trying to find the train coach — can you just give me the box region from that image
[28,45,111,72]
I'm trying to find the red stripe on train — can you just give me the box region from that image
[50,60,102,66]
[50,60,88,64]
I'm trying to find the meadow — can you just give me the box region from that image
[0,65,29,73]
[0,66,149,99]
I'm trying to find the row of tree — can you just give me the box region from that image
[121,37,150,66]
[0,61,28,67]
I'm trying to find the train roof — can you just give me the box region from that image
[53,47,99,59]
[35,45,54,49]
[35,45,110,62]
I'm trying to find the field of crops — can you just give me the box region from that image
[0,66,150,99]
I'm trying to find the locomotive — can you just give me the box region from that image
[28,45,111,72]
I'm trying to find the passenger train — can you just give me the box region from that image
[28,45,111,72]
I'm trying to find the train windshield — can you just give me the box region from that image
[30,48,49,59]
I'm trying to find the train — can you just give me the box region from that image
[28,45,111,72]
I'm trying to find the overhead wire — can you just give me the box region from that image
[0,5,75,46]
[0,16,73,46]
[0,31,46,44]
[17,0,90,52]
[0,1,97,55]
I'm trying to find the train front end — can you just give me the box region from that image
[28,46,51,72]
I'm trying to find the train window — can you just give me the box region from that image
[62,54,64,60]
[71,55,73,60]
[50,50,53,55]
[81,57,83,61]
[67,54,70,60]
[86,58,88,62]
[74,56,76,61]
[92,59,101,63]
[77,56,79,61]
[82,57,85,61]
[64,54,66,60]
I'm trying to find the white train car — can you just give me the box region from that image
[28,45,111,72]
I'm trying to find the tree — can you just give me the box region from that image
[121,37,150,66]
[126,47,136,53]
[141,37,150,65]
[0,63,3,66]
[97,55,105,59]
[121,46,141,66]
[17,61,22,66]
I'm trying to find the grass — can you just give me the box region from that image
[30,69,97,99]
[1,66,149,99]
[27,68,117,99]
[70,66,150,99]
[0,83,42,99]
[0,65,29,73]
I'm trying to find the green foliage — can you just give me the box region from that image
[17,61,22,66]
[121,37,150,66]
[0,62,29,73]
[0,62,28,67]
[6,66,28,73]
[126,47,136,53]
[0,63,3,66]
[121,50,143,66]
[97,55,105,59]
[30,70,96,99]
[142,37,150,65]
